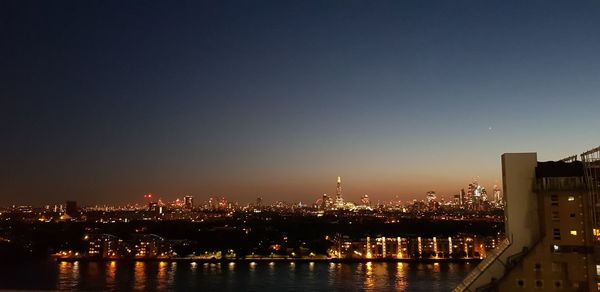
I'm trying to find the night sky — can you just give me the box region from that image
[2,0,600,205]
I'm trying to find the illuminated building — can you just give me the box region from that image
[184,195,193,209]
[332,235,492,260]
[131,234,171,258]
[360,194,371,206]
[148,202,163,216]
[319,194,332,210]
[86,234,119,258]
[492,185,503,207]
[455,147,600,291]
[426,191,438,210]
[335,176,344,209]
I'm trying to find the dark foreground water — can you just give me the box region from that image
[0,260,474,291]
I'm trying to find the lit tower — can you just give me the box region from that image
[335,176,344,208]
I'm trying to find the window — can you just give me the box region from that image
[551,195,559,207]
[517,279,525,288]
[534,263,541,271]
[568,196,575,201]
[552,210,560,220]
[535,280,543,288]
[554,280,562,289]
[553,229,561,240]
[570,230,578,236]
[570,213,576,218]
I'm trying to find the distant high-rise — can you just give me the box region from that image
[426,191,437,203]
[492,185,503,206]
[459,189,466,206]
[183,195,193,209]
[256,197,262,207]
[321,194,330,210]
[335,176,344,208]
[65,201,78,217]
[360,194,371,206]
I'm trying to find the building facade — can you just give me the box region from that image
[455,149,600,292]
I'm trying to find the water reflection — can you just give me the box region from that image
[133,261,145,291]
[57,261,79,291]
[105,261,117,290]
[44,261,474,291]
[364,261,374,289]
[157,261,167,290]
[396,263,408,290]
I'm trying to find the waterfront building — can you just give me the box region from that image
[86,234,120,258]
[332,235,493,260]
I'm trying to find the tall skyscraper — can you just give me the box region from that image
[459,188,466,206]
[335,176,344,208]
[493,185,503,206]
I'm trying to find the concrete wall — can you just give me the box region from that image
[502,153,539,247]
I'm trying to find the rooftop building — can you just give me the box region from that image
[455,146,600,292]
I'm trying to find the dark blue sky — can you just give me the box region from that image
[2,0,600,205]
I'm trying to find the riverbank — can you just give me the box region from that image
[53,256,482,264]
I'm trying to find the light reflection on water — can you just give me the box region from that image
[133,261,145,291]
[6,261,474,291]
[396,262,408,290]
[57,261,78,291]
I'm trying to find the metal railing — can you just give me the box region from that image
[535,177,586,192]
[453,237,511,292]
[581,146,600,228]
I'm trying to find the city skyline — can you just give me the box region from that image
[1,174,501,206]
[3,0,600,205]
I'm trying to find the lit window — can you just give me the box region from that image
[570,230,578,236]
[568,196,575,201]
